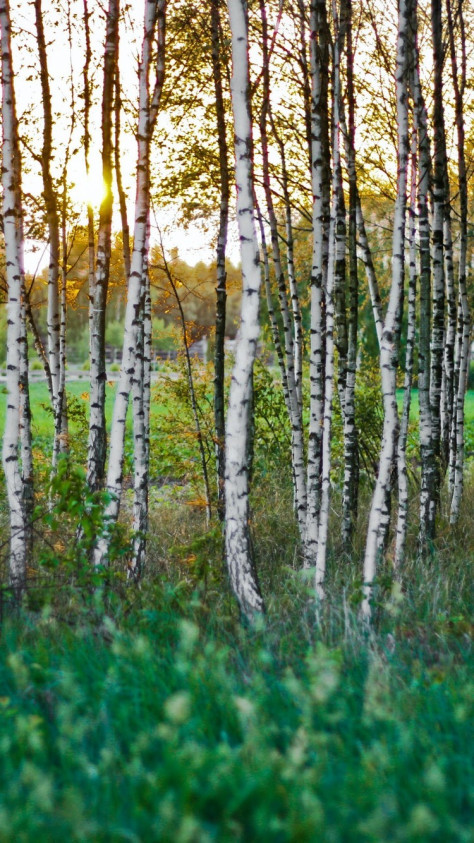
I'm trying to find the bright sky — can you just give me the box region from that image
[10,0,241,275]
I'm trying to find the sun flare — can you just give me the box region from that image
[70,167,108,210]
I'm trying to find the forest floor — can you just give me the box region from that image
[0,374,472,840]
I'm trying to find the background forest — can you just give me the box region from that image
[0,0,472,838]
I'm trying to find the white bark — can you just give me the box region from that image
[408,4,435,548]
[315,4,345,598]
[362,0,409,620]
[448,0,470,523]
[341,0,359,552]
[442,211,456,470]
[1,0,28,593]
[224,0,264,620]
[395,134,417,572]
[34,0,62,467]
[259,0,306,540]
[93,0,166,569]
[428,0,446,518]
[305,0,329,568]
[131,246,151,579]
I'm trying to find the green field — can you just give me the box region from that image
[1,381,473,443]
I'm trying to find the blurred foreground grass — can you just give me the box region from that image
[0,555,472,841]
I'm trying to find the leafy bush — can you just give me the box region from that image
[27,456,132,611]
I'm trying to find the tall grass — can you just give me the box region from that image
[0,477,472,841]
[0,377,471,840]
[0,572,471,841]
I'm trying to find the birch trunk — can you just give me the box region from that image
[408,0,436,549]
[87,0,119,492]
[34,0,62,467]
[305,0,330,568]
[315,4,345,596]
[224,0,264,619]
[362,0,409,620]
[210,0,230,523]
[341,0,359,551]
[19,284,33,550]
[1,0,29,594]
[442,207,456,471]
[114,52,131,280]
[131,249,152,579]
[259,0,306,539]
[58,200,69,454]
[93,0,166,569]
[82,0,96,380]
[447,0,470,523]
[428,0,446,523]
[395,134,417,572]
[352,183,383,349]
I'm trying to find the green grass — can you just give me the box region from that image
[0,568,471,842]
[0,376,471,839]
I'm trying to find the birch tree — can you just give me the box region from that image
[428,0,446,523]
[340,0,359,552]
[87,0,119,493]
[394,132,417,572]
[224,0,264,620]
[94,0,166,571]
[304,0,331,568]
[408,0,436,549]
[34,0,63,467]
[447,0,470,523]
[258,0,307,540]
[362,0,409,620]
[0,0,31,594]
[210,0,231,523]
[315,0,346,597]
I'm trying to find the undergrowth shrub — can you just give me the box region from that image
[19,457,132,614]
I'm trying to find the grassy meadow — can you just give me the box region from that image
[0,371,472,840]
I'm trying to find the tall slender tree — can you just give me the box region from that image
[315,0,346,597]
[87,0,120,493]
[224,0,264,620]
[305,0,331,569]
[341,0,359,552]
[362,0,409,619]
[0,0,31,595]
[447,0,470,523]
[94,0,167,571]
[34,0,63,468]
[210,0,231,523]
[258,0,307,540]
